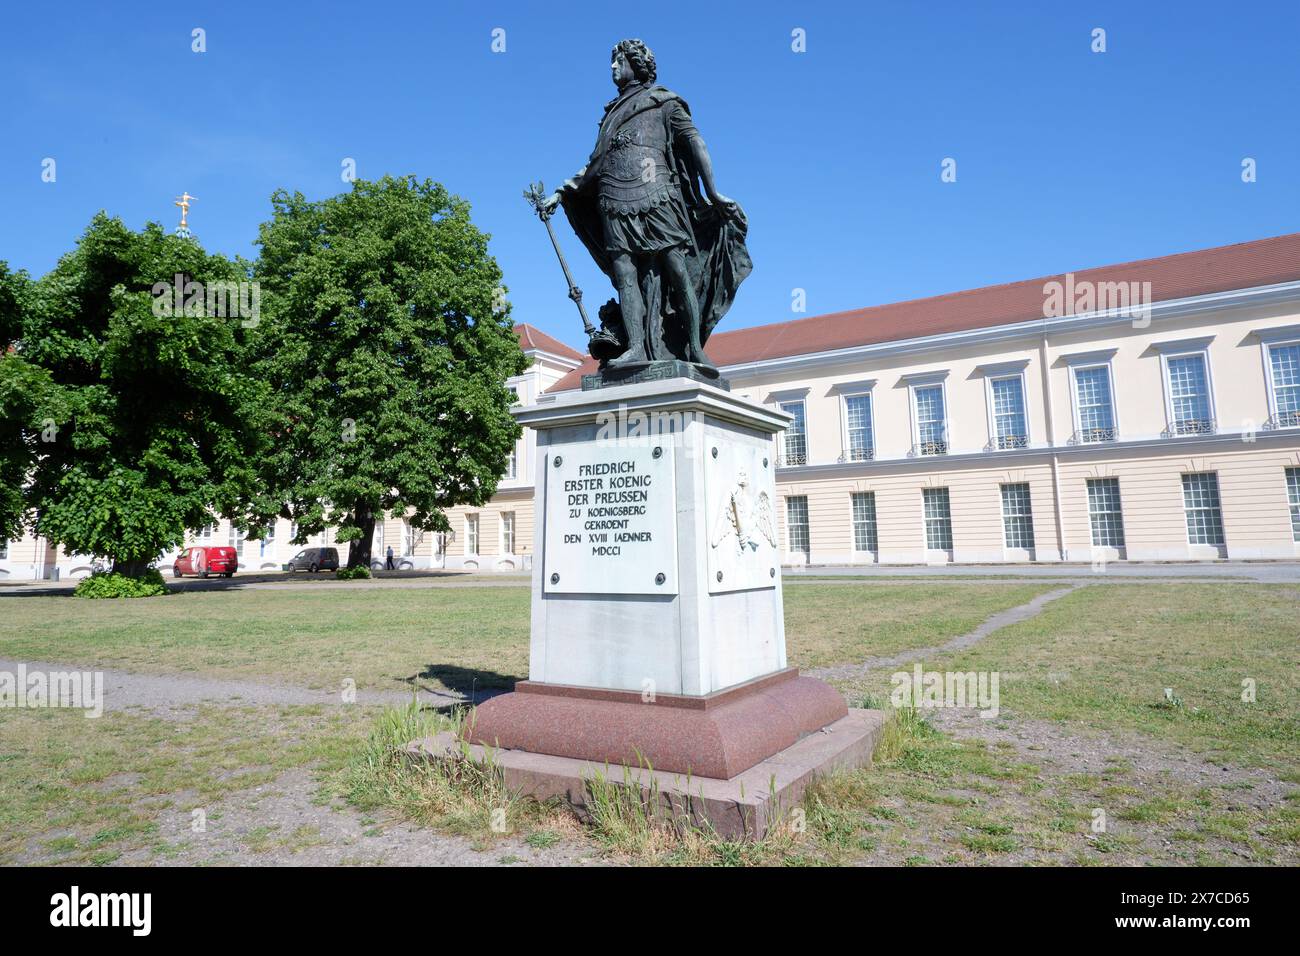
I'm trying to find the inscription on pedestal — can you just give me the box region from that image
[543,443,678,595]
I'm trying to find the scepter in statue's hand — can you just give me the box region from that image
[524,181,595,336]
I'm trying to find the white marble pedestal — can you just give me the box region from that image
[464,377,848,780]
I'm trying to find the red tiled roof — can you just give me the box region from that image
[514,323,585,362]
[547,232,1300,393]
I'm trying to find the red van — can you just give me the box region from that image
[173,546,238,579]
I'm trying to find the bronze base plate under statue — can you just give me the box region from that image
[582,359,729,391]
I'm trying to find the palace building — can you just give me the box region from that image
[3,234,1299,580]
[440,231,1300,569]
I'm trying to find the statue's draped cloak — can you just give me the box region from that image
[560,83,752,360]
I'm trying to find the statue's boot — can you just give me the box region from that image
[687,335,716,370]
[605,323,646,368]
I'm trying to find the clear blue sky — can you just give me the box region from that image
[2,0,1297,350]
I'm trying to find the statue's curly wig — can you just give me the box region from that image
[612,39,656,84]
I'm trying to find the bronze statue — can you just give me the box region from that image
[528,39,751,384]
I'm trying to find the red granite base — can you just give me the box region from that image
[461,668,847,780]
[417,708,886,840]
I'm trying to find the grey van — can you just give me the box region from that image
[286,547,340,573]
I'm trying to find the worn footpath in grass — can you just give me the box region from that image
[782,582,1053,667]
[0,704,372,866]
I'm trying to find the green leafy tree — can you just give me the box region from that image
[0,262,56,542]
[247,175,526,568]
[17,214,267,576]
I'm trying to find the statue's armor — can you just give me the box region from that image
[597,105,677,215]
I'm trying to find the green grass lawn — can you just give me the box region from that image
[0,581,1053,693]
[0,587,532,693]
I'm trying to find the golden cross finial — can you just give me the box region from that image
[174,192,196,229]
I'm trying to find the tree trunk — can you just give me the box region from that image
[115,557,152,579]
[349,507,376,570]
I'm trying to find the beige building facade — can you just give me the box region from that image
[538,233,1300,567]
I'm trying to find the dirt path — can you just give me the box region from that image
[0,656,482,715]
[101,768,602,867]
[932,707,1291,809]
[806,585,1079,682]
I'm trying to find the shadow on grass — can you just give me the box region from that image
[405,663,522,707]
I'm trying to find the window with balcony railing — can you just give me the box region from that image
[1073,365,1116,443]
[1269,410,1300,429]
[1267,343,1300,429]
[1165,353,1215,436]
[913,385,948,456]
[990,375,1028,449]
[779,400,807,465]
[842,393,874,461]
